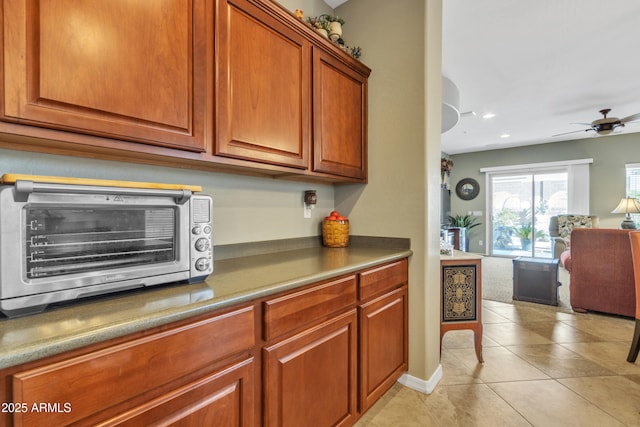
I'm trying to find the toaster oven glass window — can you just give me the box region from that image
[25,207,176,278]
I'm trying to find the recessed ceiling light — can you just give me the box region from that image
[500,133,510,138]
[482,113,496,119]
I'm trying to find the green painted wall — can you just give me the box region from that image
[0,148,335,245]
[276,0,333,18]
[333,0,442,384]
[449,133,640,253]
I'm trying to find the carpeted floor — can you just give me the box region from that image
[481,256,572,312]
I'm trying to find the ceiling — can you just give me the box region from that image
[327,0,640,154]
[442,0,640,154]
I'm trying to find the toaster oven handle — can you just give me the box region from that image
[14,180,192,204]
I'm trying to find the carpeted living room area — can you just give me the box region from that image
[481,256,571,311]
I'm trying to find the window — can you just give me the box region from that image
[481,159,592,258]
[625,163,640,225]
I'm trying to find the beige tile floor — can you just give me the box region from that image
[356,299,640,427]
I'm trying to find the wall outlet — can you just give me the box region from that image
[479,240,483,246]
[304,205,312,218]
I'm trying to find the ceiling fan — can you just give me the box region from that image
[553,108,640,137]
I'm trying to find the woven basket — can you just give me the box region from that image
[322,219,349,247]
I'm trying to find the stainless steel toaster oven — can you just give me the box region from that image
[0,175,213,318]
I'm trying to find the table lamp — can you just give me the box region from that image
[611,197,640,229]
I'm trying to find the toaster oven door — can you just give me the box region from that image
[25,206,177,279]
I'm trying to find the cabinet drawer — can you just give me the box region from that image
[359,259,408,301]
[11,306,255,427]
[99,357,255,427]
[263,275,357,341]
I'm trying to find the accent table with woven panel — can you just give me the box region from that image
[440,251,483,363]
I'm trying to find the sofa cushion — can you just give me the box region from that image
[557,215,593,243]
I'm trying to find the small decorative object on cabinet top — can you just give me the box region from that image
[455,178,480,200]
[305,14,362,60]
[319,14,344,42]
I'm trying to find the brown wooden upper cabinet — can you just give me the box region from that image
[216,0,311,170]
[313,49,368,181]
[1,0,208,152]
[0,0,370,183]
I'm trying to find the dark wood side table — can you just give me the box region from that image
[440,251,483,363]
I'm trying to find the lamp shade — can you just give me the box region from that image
[611,197,640,214]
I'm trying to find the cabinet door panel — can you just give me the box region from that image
[216,0,310,168]
[313,50,367,180]
[2,0,207,151]
[359,286,408,412]
[263,310,357,427]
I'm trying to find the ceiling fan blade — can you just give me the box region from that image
[620,113,640,123]
[552,129,592,137]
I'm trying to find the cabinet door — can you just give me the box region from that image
[101,358,255,427]
[263,310,357,427]
[2,0,208,151]
[359,286,408,412]
[216,0,311,169]
[313,49,368,180]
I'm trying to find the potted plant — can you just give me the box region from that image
[447,214,481,252]
[318,14,345,41]
[515,223,545,250]
[307,16,329,38]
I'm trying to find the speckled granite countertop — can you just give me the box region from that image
[0,236,411,370]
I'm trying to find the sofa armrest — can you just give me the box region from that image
[551,236,567,259]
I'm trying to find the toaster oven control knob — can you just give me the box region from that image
[195,238,210,252]
[203,225,212,235]
[195,257,210,271]
[192,225,201,235]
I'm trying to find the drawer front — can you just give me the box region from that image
[12,306,255,427]
[359,259,408,301]
[99,357,255,427]
[263,275,357,341]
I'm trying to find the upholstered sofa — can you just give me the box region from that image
[563,228,635,317]
[549,214,599,260]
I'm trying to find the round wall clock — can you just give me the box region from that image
[455,178,480,200]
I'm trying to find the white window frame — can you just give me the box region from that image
[625,163,640,224]
[480,158,593,256]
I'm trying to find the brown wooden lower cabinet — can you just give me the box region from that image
[8,306,256,427]
[0,258,409,427]
[359,285,408,412]
[263,310,358,427]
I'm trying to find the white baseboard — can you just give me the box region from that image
[397,364,442,394]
